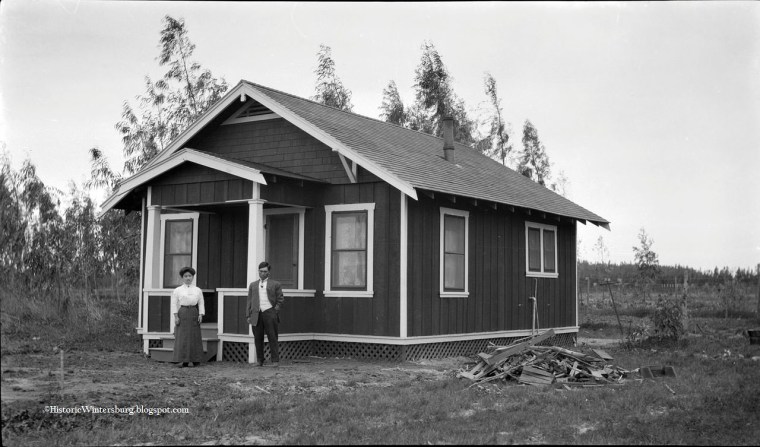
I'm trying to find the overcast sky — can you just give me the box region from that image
[1,1,758,272]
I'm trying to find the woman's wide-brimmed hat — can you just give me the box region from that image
[179,266,196,277]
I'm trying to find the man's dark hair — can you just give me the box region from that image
[258,261,271,270]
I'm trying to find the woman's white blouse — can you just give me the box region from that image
[171,284,205,316]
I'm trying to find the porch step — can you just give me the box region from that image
[149,339,219,363]
[201,323,218,339]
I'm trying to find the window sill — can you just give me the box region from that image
[323,290,374,298]
[440,291,469,298]
[283,289,317,297]
[526,272,559,279]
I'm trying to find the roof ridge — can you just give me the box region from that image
[241,79,462,147]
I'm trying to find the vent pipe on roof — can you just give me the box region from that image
[442,116,455,161]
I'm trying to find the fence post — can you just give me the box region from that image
[756,263,759,323]
[681,272,689,334]
[586,277,590,306]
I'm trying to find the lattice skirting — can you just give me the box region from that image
[222,340,314,363]
[148,339,162,349]
[403,332,576,360]
[218,333,576,362]
[313,341,403,361]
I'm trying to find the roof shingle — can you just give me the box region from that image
[244,80,609,226]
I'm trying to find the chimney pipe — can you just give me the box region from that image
[442,116,454,161]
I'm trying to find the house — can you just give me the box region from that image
[100,80,610,363]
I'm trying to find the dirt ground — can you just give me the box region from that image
[1,333,616,407]
[0,349,465,406]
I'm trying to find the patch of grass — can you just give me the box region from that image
[0,287,141,355]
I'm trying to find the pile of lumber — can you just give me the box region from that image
[457,329,631,387]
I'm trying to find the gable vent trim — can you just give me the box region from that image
[223,100,280,125]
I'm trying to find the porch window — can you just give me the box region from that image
[324,203,374,297]
[161,213,199,288]
[440,207,469,297]
[526,222,558,278]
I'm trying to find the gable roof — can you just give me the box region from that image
[110,80,609,228]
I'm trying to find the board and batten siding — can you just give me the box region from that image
[150,164,254,207]
[406,195,577,337]
[187,118,350,184]
[312,182,401,337]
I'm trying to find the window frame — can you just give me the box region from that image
[324,203,374,298]
[159,212,200,288]
[525,221,559,278]
[439,207,469,298]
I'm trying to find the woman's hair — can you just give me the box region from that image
[179,266,196,277]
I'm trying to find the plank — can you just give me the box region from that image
[484,329,555,366]
[591,349,614,361]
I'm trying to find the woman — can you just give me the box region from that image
[171,266,205,367]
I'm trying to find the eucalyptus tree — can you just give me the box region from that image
[116,15,228,176]
[411,41,476,145]
[379,80,407,126]
[312,44,354,111]
[481,73,513,165]
[517,120,552,186]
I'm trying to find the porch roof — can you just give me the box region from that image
[99,148,321,216]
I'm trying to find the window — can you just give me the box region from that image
[160,213,199,288]
[525,222,558,278]
[324,203,374,297]
[440,208,469,297]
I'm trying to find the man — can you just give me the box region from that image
[247,261,284,367]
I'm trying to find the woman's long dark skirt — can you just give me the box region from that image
[172,306,204,363]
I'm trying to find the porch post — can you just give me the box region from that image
[143,204,161,329]
[247,183,266,364]
[247,198,267,284]
[137,197,146,331]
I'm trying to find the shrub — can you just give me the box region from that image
[650,297,685,340]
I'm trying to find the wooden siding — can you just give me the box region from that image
[151,165,253,206]
[147,295,171,332]
[406,195,576,337]
[187,118,351,184]
[223,295,248,334]
[313,182,400,337]
[196,208,249,290]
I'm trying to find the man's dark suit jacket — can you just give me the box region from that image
[246,279,285,326]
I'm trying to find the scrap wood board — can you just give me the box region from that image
[518,366,555,386]
[484,329,555,366]
[591,349,614,361]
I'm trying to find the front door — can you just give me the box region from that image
[265,212,299,289]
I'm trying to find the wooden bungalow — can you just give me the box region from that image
[100,80,609,363]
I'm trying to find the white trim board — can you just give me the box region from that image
[100,148,266,215]
[205,327,580,345]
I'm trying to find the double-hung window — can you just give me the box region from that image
[440,207,469,297]
[525,222,558,278]
[324,203,374,297]
[160,213,199,288]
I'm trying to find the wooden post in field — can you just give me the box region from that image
[681,272,689,334]
[586,277,590,305]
